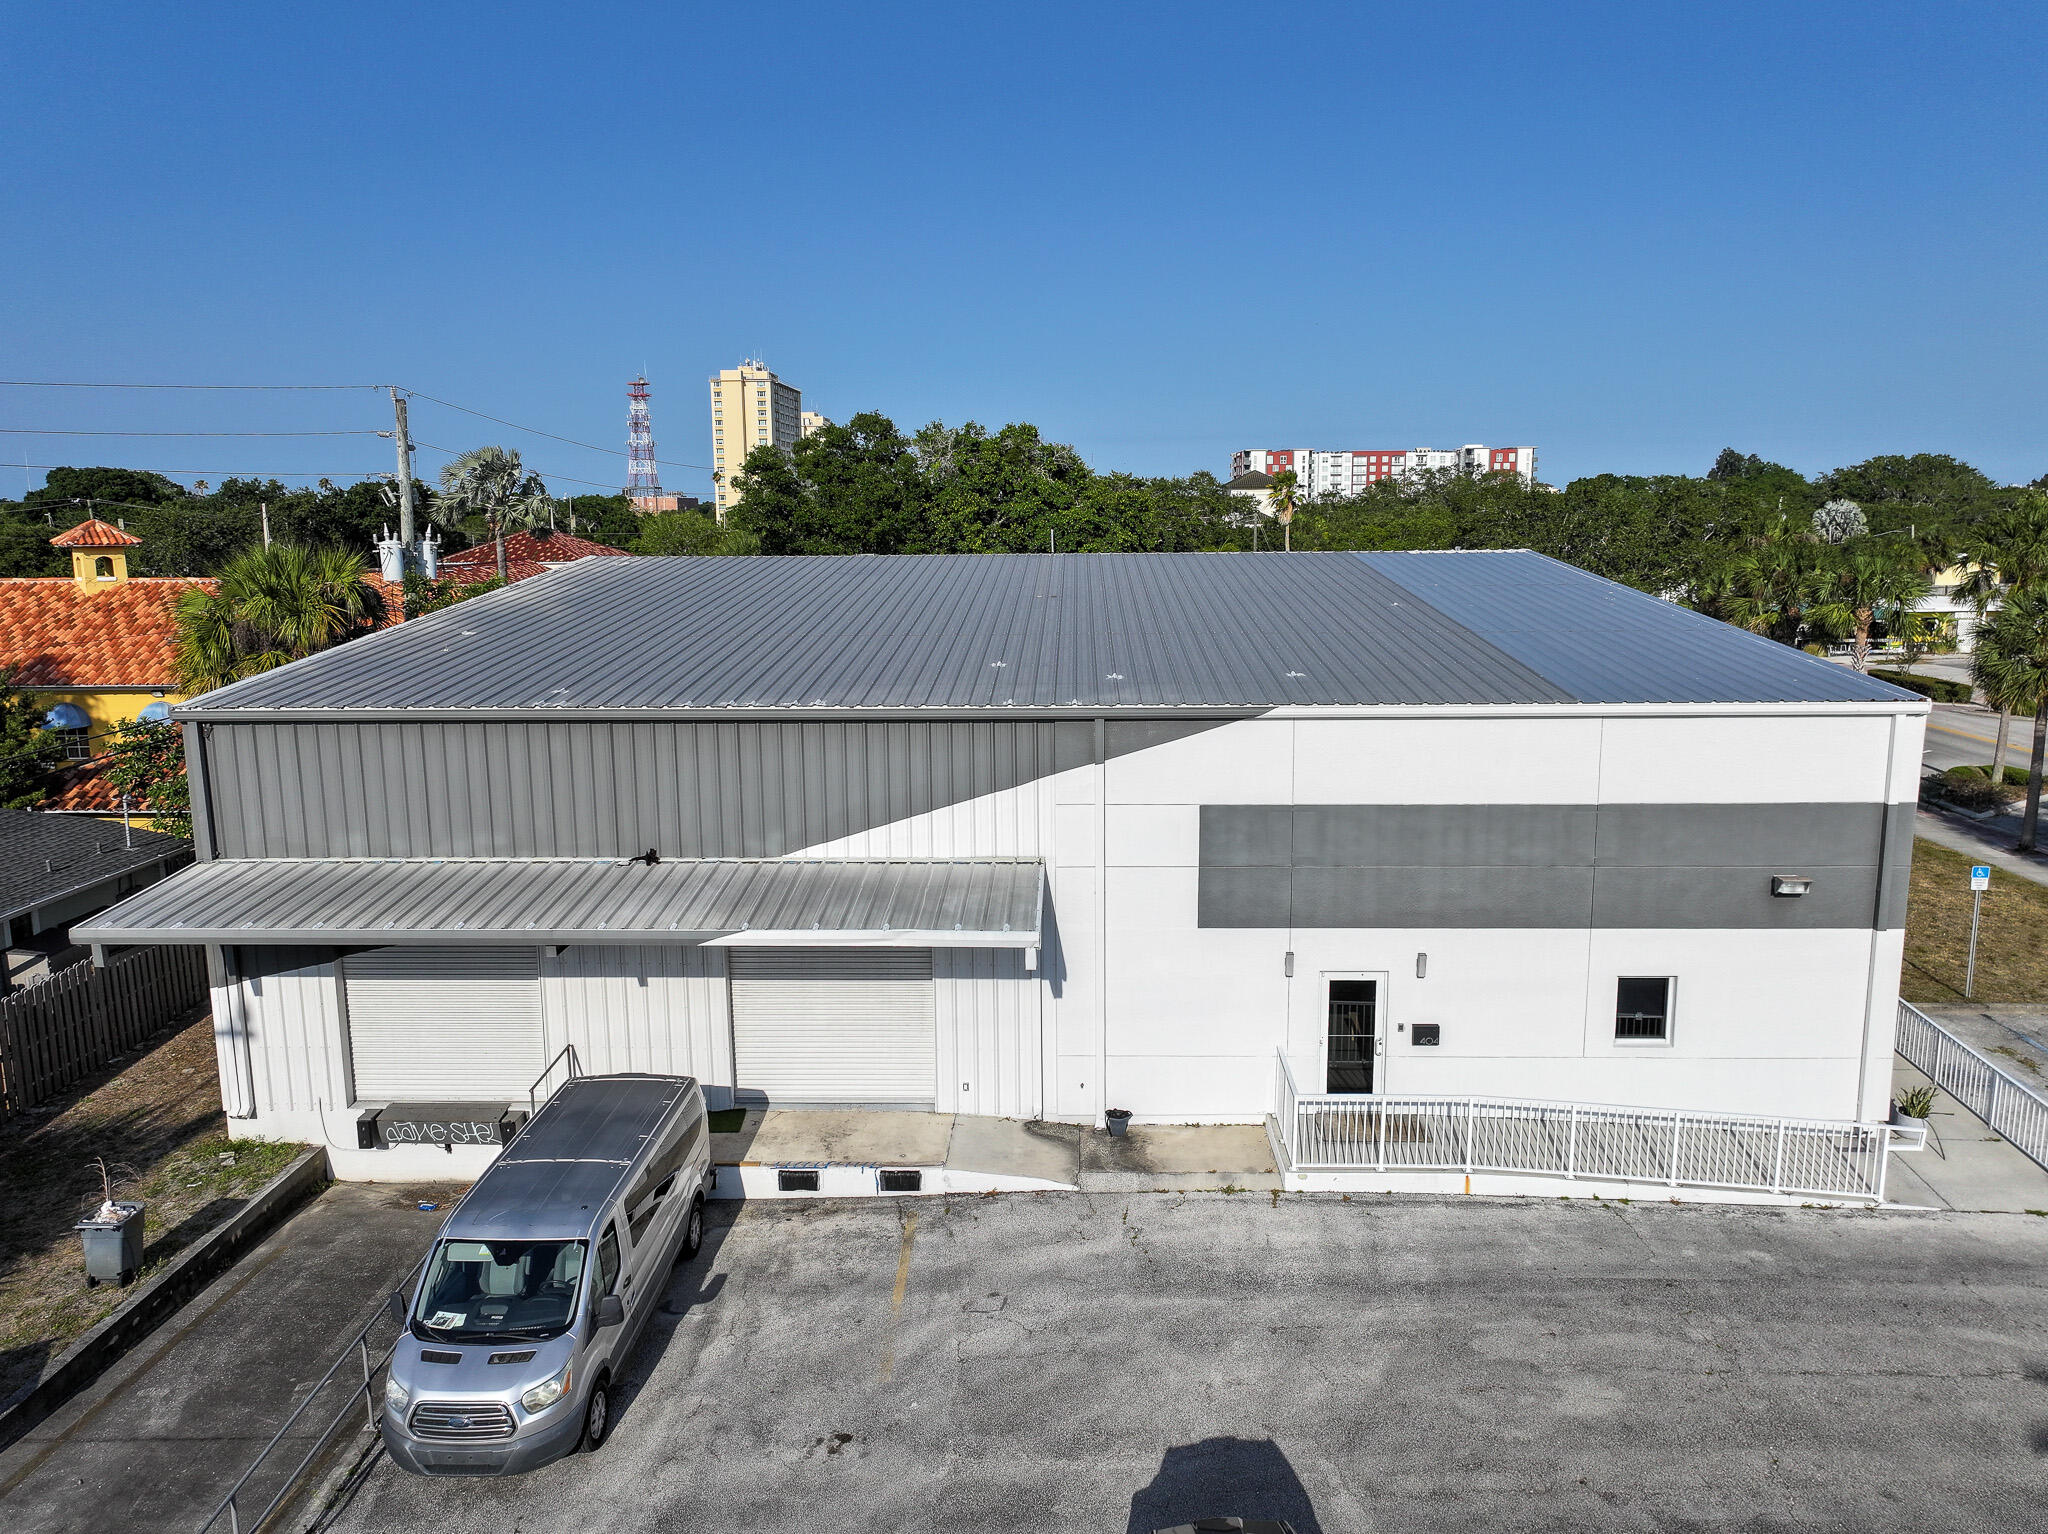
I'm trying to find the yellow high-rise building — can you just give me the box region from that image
[709,360,802,521]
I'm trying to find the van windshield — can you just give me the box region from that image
[410,1238,588,1343]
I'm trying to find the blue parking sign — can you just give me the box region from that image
[1970,864,1991,891]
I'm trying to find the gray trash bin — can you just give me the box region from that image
[76,1201,146,1286]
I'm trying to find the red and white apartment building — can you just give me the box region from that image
[1231,444,1538,494]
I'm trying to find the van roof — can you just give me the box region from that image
[442,1074,694,1243]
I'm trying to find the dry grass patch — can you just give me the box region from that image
[0,1017,307,1404]
[1903,838,2048,1004]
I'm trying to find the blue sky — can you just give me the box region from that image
[4,2,2044,500]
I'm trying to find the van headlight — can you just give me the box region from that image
[520,1364,571,1414]
[383,1375,410,1417]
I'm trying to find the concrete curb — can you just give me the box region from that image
[1075,1171,1282,1193]
[0,1145,331,1453]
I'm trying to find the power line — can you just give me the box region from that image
[400,387,713,472]
[0,428,382,438]
[409,439,630,493]
[7,461,384,478]
[0,380,380,391]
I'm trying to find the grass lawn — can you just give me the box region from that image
[1902,837,2048,1004]
[0,1016,307,1404]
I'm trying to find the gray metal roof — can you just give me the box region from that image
[0,808,191,923]
[175,552,1918,716]
[72,856,1045,947]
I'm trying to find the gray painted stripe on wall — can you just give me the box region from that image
[1199,803,1912,930]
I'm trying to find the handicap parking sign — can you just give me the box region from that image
[1971,864,1991,891]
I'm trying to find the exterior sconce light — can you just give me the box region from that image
[1771,875,1813,898]
[1415,952,1428,979]
[1284,951,1295,978]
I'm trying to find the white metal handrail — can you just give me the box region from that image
[1271,1052,1893,1201]
[1895,999,2048,1173]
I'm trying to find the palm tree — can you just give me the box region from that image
[1958,492,2048,775]
[1268,469,1299,552]
[173,544,387,695]
[1973,585,2048,853]
[435,446,553,581]
[1808,544,1932,672]
[1699,516,1829,647]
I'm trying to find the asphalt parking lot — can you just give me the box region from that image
[320,1192,2048,1533]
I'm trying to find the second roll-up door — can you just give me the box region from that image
[728,948,936,1107]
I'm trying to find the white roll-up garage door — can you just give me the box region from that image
[728,948,936,1107]
[343,946,544,1101]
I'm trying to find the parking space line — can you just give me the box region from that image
[881,1212,917,1381]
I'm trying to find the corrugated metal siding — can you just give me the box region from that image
[342,946,544,1100]
[79,857,1044,945]
[180,552,1900,717]
[934,947,1041,1119]
[541,945,734,1108]
[227,945,347,1117]
[728,948,936,1106]
[204,719,1079,860]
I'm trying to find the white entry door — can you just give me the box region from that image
[343,945,544,1102]
[727,948,936,1107]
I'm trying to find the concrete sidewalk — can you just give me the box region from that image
[710,1110,1279,1192]
[1884,1056,2048,1212]
[0,1180,458,1531]
[1915,806,2048,887]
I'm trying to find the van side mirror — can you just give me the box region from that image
[596,1294,626,1328]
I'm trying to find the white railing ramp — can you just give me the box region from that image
[1271,1053,1904,1202]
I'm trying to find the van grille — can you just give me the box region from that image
[409,1400,516,1441]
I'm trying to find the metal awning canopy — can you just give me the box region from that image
[71,857,1045,949]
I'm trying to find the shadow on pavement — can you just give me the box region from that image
[1127,1436,1322,1534]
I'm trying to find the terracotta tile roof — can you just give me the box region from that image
[0,579,208,687]
[42,760,123,813]
[50,518,144,548]
[439,531,632,569]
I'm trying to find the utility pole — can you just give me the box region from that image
[260,500,271,548]
[389,387,416,550]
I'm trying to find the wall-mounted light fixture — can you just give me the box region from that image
[1283,951,1295,978]
[1771,875,1813,898]
[1415,952,1428,979]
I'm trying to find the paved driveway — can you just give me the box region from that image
[322,1192,2048,1533]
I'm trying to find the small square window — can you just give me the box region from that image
[1616,977,1672,1042]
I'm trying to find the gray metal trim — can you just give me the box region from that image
[185,721,216,862]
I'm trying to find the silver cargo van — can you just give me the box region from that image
[381,1073,713,1476]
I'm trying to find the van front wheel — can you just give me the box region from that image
[581,1375,612,1454]
[680,1196,704,1261]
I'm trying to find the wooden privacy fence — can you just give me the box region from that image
[0,946,209,1123]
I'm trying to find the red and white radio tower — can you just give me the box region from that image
[625,375,664,509]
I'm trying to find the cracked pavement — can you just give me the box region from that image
[316,1191,2048,1532]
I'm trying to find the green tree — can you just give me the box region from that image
[99,718,191,838]
[731,414,931,554]
[1697,515,1832,647]
[173,544,387,695]
[558,493,640,547]
[0,668,63,810]
[1973,585,2048,852]
[436,447,552,581]
[23,466,184,511]
[1956,492,2048,775]
[1807,543,1932,671]
[632,507,756,556]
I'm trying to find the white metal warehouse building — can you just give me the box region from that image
[78,551,1927,1182]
